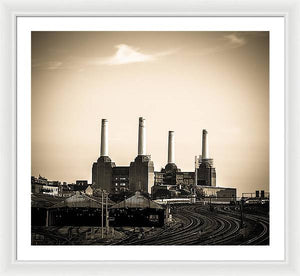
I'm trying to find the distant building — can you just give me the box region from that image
[85,185,93,196]
[182,172,195,186]
[151,185,172,199]
[31,175,60,196]
[76,180,88,186]
[196,186,236,203]
[154,171,164,186]
[41,185,59,196]
[47,180,61,186]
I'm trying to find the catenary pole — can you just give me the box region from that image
[101,191,104,238]
[106,193,109,236]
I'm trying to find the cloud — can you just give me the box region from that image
[102,44,154,65]
[198,33,247,56]
[223,33,246,49]
[46,61,63,70]
[92,44,177,66]
[32,60,63,70]
[32,44,177,71]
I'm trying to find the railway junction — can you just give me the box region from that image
[32,202,269,246]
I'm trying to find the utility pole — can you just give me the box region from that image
[240,198,244,229]
[192,155,198,204]
[106,193,109,236]
[46,209,49,227]
[194,155,198,189]
[101,190,104,239]
[166,202,170,223]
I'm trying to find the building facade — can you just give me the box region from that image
[92,117,154,195]
[91,119,229,199]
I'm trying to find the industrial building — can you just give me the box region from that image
[32,193,113,227]
[195,186,237,203]
[112,166,130,194]
[92,117,154,195]
[196,129,217,186]
[156,129,216,187]
[151,129,219,199]
[31,194,64,226]
[109,191,165,227]
[91,117,235,201]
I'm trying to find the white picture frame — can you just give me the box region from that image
[1,0,299,275]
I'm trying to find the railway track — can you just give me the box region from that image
[121,205,241,245]
[118,204,268,246]
[217,207,269,245]
[32,226,92,245]
[32,204,269,246]
[241,214,269,245]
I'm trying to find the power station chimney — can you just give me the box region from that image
[168,131,175,164]
[100,119,108,156]
[138,117,146,155]
[202,129,209,159]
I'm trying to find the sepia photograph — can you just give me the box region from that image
[31,31,269,246]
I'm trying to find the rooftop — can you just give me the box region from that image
[110,191,163,210]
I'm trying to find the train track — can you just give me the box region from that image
[241,214,269,245]
[118,205,240,245]
[32,204,269,246]
[32,226,91,245]
[117,204,269,246]
[217,208,269,245]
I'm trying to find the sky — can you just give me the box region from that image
[31,31,269,196]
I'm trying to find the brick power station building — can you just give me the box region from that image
[91,117,233,200]
[92,118,154,194]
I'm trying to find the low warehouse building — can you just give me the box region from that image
[33,193,114,227]
[49,193,115,226]
[31,194,64,226]
[110,191,165,227]
[196,186,237,203]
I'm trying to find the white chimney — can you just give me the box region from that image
[138,117,146,155]
[100,119,108,156]
[168,131,175,163]
[202,129,209,159]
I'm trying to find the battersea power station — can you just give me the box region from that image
[91,117,234,200]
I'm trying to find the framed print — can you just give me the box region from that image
[16,16,283,261]
[17,15,284,260]
[0,0,300,275]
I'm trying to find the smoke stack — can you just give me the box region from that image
[138,117,146,155]
[202,129,209,159]
[168,131,175,163]
[100,119,108,156]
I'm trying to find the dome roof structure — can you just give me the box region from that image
[165,163,178,173]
